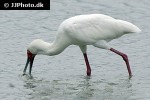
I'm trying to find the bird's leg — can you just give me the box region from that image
[83,53,91,76]
[110,48,132,78]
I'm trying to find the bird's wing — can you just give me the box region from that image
[58,14,140,45]
[64,18,122,43]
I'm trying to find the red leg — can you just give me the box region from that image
[110,48,132,77]
[83,53,91,76]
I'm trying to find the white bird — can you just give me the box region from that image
[23,14,141,78]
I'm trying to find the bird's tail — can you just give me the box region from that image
[118,20,141,33]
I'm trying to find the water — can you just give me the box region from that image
[0,0,150,100]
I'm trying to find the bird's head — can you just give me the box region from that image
[27,39,45,54]
[23,39,50,76]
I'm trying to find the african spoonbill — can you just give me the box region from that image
[23,14,141,78]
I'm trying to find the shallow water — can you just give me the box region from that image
[0,0,150,100]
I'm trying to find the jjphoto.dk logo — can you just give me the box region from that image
[4,3,9,8]
[0,0,50,10]
[10,2,43,8]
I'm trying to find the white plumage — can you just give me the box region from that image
[23,14,141,78]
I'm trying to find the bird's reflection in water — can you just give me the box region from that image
[23,76,37,89]
[24,82,36,89]
[75,76,133,100]
[21,74,134,100]
[75,76,94,100]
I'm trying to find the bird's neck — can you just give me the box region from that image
[38,40,69,56]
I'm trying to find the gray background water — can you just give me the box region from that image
[0,0,150,100]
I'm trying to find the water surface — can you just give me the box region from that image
[0,0,150,100]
